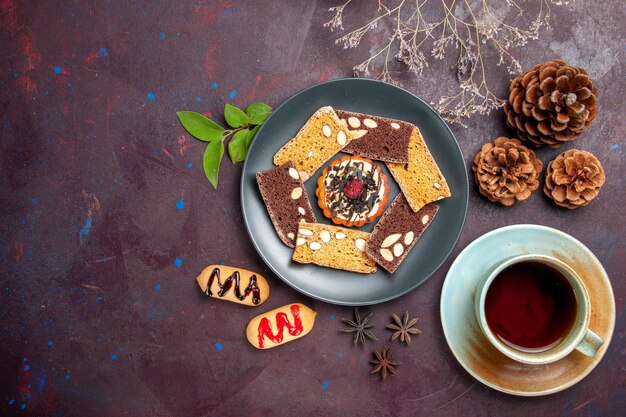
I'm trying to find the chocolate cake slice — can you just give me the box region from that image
[256,161,317,248]
[337,110,412,163]
[366,194,439,273]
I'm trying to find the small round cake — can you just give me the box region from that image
[316,155,390,227]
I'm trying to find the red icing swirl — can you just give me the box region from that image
[257,304,303,348]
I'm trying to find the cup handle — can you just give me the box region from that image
[575,329,604,358]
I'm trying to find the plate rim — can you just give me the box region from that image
[241,77,469,305]
[440,223,616,396]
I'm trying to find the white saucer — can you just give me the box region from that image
[440,224,615,396]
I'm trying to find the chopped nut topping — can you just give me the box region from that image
[381,233,402,248]
[288,167,300,179]
[348,117,361,128]
[309,242,322,250]
[291,187,303,200]
[337,130,347,146]
[363,118,378,128]
[380,248,393,262]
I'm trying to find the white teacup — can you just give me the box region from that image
[474,254,603,365]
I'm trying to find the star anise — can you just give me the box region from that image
[370,347,399,380]
[386,311,421,345]
[340,307,378,348]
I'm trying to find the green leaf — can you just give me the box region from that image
[228,129,250,163]
[203,139,225,189]
[224,104,249,128]
[176,111,225,142]
[247,124,261,148]
[246,102,272,125]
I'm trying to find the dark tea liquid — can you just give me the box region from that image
[484,261,577,352]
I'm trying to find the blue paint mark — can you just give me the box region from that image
[160,32,166,40]
[98,47,109,57]
[79,217,92,244]
[21,403,27,410]
[53,66,63,74]
[147,92,155,101]
[23,364,30,371]
[329,314,335,320]
[338,353,343,358]
[97,338,103,342]
[97,296,103,301]
[322,380,329,389]
[222,7,234,16]
[38,372,47,393]
[8,399,15,405]
[215,342,223,351]
[211,82,218,89]
[229,90,237,99]
[27,384,31,389]
[13,71,18,78]
[187,163,193,168]
[195,96,201,102]
[65,373,71,380]
[220,261,225,265]
[23,357,28,362]
[47,340,54,346]
[176,199,185,209]
[110,353,118,360]
[67,82,72,88]
[154,284,161,291]
[174,258,183,267]
[70,11,75,17]
[29,196,38,205]
[610,144,621,153]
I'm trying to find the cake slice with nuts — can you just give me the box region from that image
[256,161,317,248]
[337,110,412,163]
[386,126,451,212]
[292,222,377,274]
[366,194,439,274]
[273,106,361,180]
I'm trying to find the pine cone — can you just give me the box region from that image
[504,59,599,148]
[544,149,605,209]
[472,137,543,206]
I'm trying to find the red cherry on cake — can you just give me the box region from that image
[343,178,364,200]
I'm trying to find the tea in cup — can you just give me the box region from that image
[474,254,603,365]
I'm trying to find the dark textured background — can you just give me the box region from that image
[1,1,624,416]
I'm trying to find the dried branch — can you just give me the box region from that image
[323,0,572,126]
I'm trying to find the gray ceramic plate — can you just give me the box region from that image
[241,78,468,305]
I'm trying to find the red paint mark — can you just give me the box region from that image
[59,137,67,145]
[318,64,335,82]
[162,148,175,163]
[19,34,41,71]
[203,44,217,79]
[0,0,20,35]
[202,111,213,118]
[14,240,24,261]
[16,75,36,93]
[247,74,262,102]
[61,105,70,117]
[84,51,98,65]
[191,1,233,31]
[177,136,192,155]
